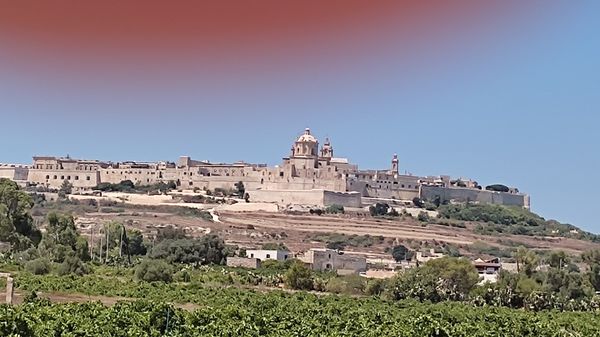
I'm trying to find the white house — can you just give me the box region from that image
[245,249,291,262]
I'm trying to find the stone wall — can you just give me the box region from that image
[28,169,100,189]
[226,257,261,269]
[323,191,362,208]
[420,185,530,208]
[0,166,29,181]
[248,189,361,207]
[300,249,367,274]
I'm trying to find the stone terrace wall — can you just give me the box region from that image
[420,185,529,208]
[226,257,261,269]
[323,191,362,208]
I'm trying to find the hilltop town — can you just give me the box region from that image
[1,128,529,210]
[1,128,595,280]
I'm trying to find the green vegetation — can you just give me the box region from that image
[0,178,42,251]
[485,184,510,192]
[2,259,600,336]
[391,245,412,262]
[135,259,173,282]
[95,180,176,194]
[261,242,289,251]
[3,296,600,336]
[148,234,227,265]
[438,203,599,241]
[309,233,384,251]
[284,260,314,290]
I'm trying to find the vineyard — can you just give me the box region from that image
[1,271,599,336]
[2,295,600,336]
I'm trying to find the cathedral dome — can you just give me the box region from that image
[296,128,317,143]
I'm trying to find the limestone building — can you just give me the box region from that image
[16,127,529,208]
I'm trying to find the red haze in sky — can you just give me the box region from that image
[0,1,514,70]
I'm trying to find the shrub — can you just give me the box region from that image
[325,275,366,295]
[365,278,387,296]
[417,211,430,222]
[25,258,52,275]
[284,261,313,290]
[325,204,345,214]
[57,256,89,276]
[369,203,389,216]
[135,259,173,283]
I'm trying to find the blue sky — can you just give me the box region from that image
[0,2,598,231]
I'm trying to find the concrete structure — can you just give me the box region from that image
[8,128,529,209]
[245,249,292,261]
[226,257,261,269]
[298,248,367,274]
[415,248,445,264]
[473,258,502,284]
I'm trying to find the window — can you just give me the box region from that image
[328,254,331,259]
[46,175,50,179]
[279,172,284,177]
[250,253,254,258]
[266,254,271,259]
[86,176,90,181]
[61,176,64,180]
[75,176,79,180]
[54,175,57,179]
[284,255,288,260]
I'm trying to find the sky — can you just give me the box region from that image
[0,1,598,231]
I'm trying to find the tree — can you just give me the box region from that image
[25,258,52,275]
[149,234,227,265]
[422,257,480,296]
[57,256,89,276]
[284,261,313,290]
[388,257,479,302]
[581,249,600,291]
[369,203,389,216]
[0,178,41,251]
[135,259,173,282]
[412,197,425,208]
[40,213,91,263]
[485,184,510,192]
[234,181,245,197]
[127,229,147,256]
[58,180,73,199]
[547,251,570,269]
[515,247,539,277]
[391,245,410,262]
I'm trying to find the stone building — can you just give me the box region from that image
[245,249,292,262]
[298,248,367,274]
[14,127,529,208]
[28,156,107,190]
[0,164,29,184]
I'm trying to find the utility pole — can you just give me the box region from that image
[105,225,110,262]
[89,224,94,260]
[99,235,103,264]
[119,226,124,258]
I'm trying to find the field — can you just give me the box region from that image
[2,270,600,337]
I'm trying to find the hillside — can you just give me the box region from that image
[30,194,599,262]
